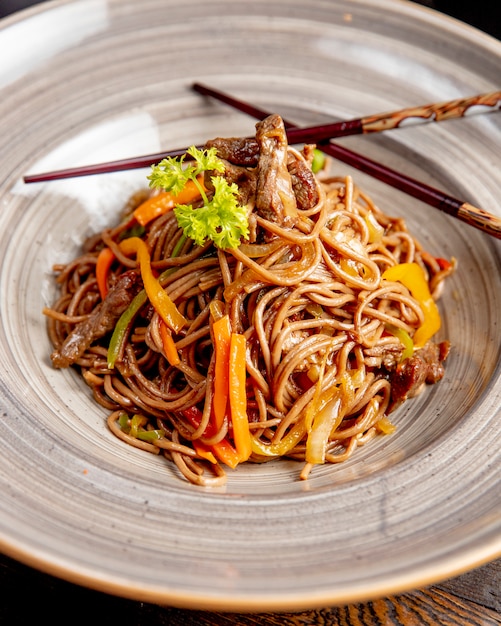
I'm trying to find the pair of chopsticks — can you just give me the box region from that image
[23,86,501,239]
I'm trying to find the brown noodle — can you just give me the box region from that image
[44,140,453,486]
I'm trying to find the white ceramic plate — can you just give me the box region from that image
[0,0,500,611]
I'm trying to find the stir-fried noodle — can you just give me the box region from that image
[44,115,454,486]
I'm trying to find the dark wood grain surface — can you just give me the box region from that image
[0,553,500,624]
[0,1,499,623]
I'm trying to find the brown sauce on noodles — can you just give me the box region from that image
[44,116,454,486]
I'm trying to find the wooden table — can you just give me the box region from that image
[0,1,499,623]
[0,552,499,623]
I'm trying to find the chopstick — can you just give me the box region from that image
[193,83,501,143]
[23,148,191,183]
[23,89,500,184]
[192,82,501,240]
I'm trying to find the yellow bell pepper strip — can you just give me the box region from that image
[382,262,441,348]
[107,262,180,369]
[228,333,252,462]
[159,319,180,366]
[182,406,240,469]
[250,419,306,458]
[133,176,205,226]
[212,314,232,430]
[96,247,115,300]
[118,236,187,334]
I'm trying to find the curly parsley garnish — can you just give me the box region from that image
[148,146,249,249]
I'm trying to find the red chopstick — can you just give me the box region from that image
[23,147,192,183]
[193,84,501,143]
[23,90,500,184]
[192,82,501,240]
[22,84,501,240]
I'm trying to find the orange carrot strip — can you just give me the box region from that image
[182,407,240,470]
[207,438,240,469]
[96,247,115,299]
[133,176,205,226]
[229,333,252,462]
[159,320,180,366]
[212,314,232,430]
[192,440,218,465]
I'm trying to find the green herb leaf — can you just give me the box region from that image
[186,145,225,175]
[148,146,249,249]
[147,154,192,195]
[174,176,249,250]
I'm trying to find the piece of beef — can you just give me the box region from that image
[204,159,257,206]
[51,270,142,368]
[206,120,319,216]
[255,114,298,226]
[388,340,451,412]
[288,158,320,211]
[205,137,259,167]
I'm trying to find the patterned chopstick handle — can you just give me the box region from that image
[457,202,501,240]
[361,92,501,133]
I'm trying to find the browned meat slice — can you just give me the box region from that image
[51,270,142,368]
[204,159,257,206]
[207,120,319,215]
[205,137,259,167]
[255,114,298,227]
[388,340,450,412]
[288,158,320,211]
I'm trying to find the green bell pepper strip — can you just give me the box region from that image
[107,289,148,369]
[385,324,414,362]
[311,149,326,174]
[107,265,178,369]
